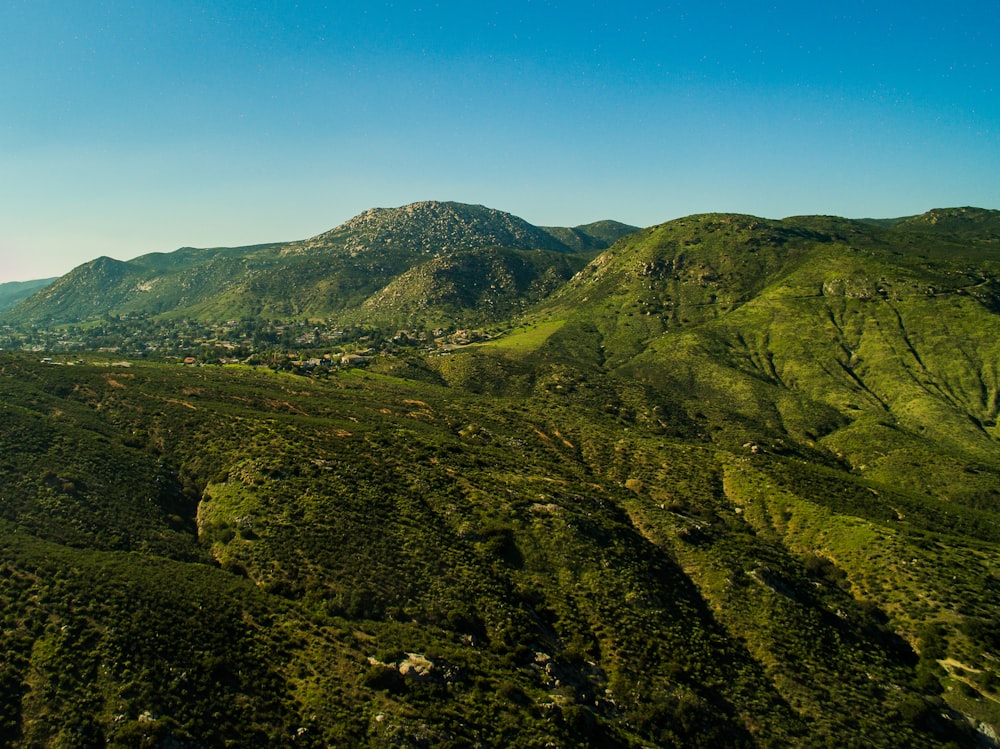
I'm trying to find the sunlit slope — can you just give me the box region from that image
[518,209,1000,485]
[433,208,1000,738]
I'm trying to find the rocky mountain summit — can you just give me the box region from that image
[297,200,575,256]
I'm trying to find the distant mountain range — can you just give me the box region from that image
[1,201,637,327]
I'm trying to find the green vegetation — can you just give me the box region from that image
[480,319,568,352]
[0,205,999,746]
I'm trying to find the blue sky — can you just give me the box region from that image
[1,1,997,282]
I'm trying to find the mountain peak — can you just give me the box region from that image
[335,200,522,233]
[304,200,572,255]
[893,206,1000,235]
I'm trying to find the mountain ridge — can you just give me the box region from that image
[1,201,637,327]
[0,277,57,313]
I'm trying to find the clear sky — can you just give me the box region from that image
[1,1,997,282]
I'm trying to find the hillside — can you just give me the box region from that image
[1,352,990,748]
[0,206,999,746]
[0,278,56,313]
[352,247,589,329]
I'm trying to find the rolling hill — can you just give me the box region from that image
[0,204,999,747]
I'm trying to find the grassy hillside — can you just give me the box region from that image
[0,346,992,747]
[441,208,1000,737]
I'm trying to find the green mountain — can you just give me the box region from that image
[540,219,642,252]
[0,278,56,313]
[2,201,636,327]
[1,205,999,747]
